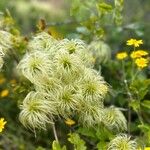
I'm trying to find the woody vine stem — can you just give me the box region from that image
[52,123,59,142]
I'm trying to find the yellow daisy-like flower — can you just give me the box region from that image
[0,77,6,85]
[139,147,150,150]
[10,79,17,84]
[127,39,143,47]
[0,89,9,97]
[65,118,75,126]
[130,50,148,59]
[0,118,7,132]
[135,58,149,69]
[116,52,128,60]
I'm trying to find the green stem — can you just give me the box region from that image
[122,60,126,80]
[131,68,144,125]
[121,60,132,134]
[137,109,144,125]
[8,48,20,63]
[131,46,136,78]
[124,79,132,134]
[132,69,139,82]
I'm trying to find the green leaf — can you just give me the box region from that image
[139,89,149,100]
[114,0,124,10]
[97,2,112,14]
[96,126,113,141]
[77,127,96,139]
[36,146,46,150]
[97,141,107,150]
[68,133,87,150]
[130,79,150,100]
[52,141,67,150]
[138,124,150,145]
[114,10,123,25]
[129,100,140,112]
[141,100,150,109]
[138,124,150,132]
[95,28,105,37]
[70,0,80,16]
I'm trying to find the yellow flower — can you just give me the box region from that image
[116,52,128,60]
[0,77,6,85]
[10,79,17,84]
[0,89,9,97]
[0,118,7,132]
[65,118,75,126]
[138,147,150,150]
[10,79,17,86]
[130,50,148,59]
[127,39,143,47]
[135,58,149,69]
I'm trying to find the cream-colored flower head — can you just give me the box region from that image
[79,68,108,103]
[56,39,93,66]
[0,56,4,69]
[0,30,13,53]
[0,31,14,70]
[78,102,104,127]
[0,46,5,57]
[54,85,82,118]
[57,39,86,54]
[17,51,53,84]
[28,32,57,53]
[108,134,137,150]
[35,75,61,94]
[53,50,84,84]
[88,40,111,63]
[102,106,127,131]
[19,91,57,130]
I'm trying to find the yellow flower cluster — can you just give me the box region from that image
[116,52,128,60]
[0,118,7,132]
[116,39,149,69]
[127,39,143,47]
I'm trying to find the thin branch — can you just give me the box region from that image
[52,124,59,142]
